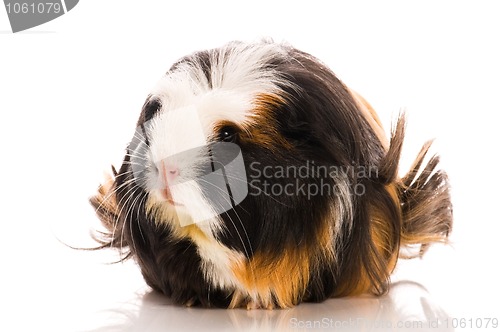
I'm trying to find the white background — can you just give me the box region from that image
[1,1,499,331]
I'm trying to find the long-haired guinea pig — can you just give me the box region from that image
[90,40,452,309]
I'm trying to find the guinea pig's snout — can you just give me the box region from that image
[158,160,182,205]
[160,160,180,184]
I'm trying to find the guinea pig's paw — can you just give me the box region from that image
[184,297,197,307]
[243,296,276,310]
[229,291,278,310]
[228,291,273,309]
[228,290,247,309]
[246,299,275,310]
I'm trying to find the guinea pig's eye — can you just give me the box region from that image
[217,125,239,143]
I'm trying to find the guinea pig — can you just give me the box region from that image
[90,40,452,309]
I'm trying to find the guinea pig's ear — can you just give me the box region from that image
[89,167,130,258]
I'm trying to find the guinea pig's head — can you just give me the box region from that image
[91,41,452,309]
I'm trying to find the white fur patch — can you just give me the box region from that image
[196,239,246,290]
[150,42,291,129]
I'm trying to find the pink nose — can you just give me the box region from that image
[161,161,180,184]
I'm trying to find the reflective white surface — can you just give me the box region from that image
[1,1,499,331]
[79,281,454,332]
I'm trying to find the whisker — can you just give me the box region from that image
[115,184,143,257]
[134,191,148,243]
[111,177,146,252]
[122,153,149,163]
[196,178,254,261]
[126,188,145,255]
[93,177,137,215]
